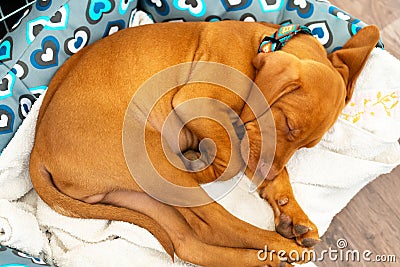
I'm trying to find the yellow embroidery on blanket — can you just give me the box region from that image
[374,92,399,116]
[341,91,399,124]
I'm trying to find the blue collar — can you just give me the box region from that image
[258,24,313,53]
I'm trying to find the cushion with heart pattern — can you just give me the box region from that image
[0,0,382,154]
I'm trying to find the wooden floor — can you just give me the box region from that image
[314,1,400,266]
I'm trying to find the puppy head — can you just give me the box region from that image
[241,25,380,181]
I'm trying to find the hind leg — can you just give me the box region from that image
[176,201,312,263]
[101,189,298,267]
[124,117,311,264]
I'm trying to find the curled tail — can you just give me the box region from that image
[29,148,175,259]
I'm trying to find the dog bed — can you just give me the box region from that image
[0,0,384,153]
[0,1,399,267]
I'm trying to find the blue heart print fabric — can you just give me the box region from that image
[0,0,382,154]
[140,0,383,51]
[0,245,49,266]
[0,0,138,154]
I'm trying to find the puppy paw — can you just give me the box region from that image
[272,195,320,247]
[258,169,320,249]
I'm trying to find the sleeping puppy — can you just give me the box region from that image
[30,21,379,267]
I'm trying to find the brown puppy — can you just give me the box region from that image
[30,21,379,267]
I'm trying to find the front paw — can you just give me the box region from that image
[257,167,321,249]
[272,195,320,247]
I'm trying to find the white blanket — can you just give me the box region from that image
[1,12,400,266]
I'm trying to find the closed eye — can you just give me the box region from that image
[285,116,300,141]
[286,115,293,131]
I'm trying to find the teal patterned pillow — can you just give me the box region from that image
[0,0,382,153]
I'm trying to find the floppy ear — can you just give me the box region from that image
[240,51,301,123]
[328,25,380,105]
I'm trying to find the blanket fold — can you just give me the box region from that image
[0,198,45,255]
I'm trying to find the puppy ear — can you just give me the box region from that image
[240,51,301,123]
[328,25,380,105]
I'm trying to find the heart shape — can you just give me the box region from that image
[293,0,307,8]
[11,61,29,80]
[0,78,9,92]
[0,106,13,133]
[33,24,44,36]
[0,37,12,62]
[18,94,37,120]
[37,0,52,11]
[65,26,90,55]
[86,0,115,24]
[0,114,8,128]
[146,0,169,16]
[50,11,62,23]
[151,0,163,8]
[119,0,135,15]
[328,6,359,25]
[258,0,283,12]
[94,2,106,13]
[185,0,198,8]
[47,5,70,29]
[173,0,206,17]
[307,21,332,47]
[103,20,125,37]
[26,17,49,44]
[286,0,314,19]
[41,48,54,62]
[221,0,252,11]
[26,5,69,45]
[311,27,324,38]
[0,73,15,99]
[30,36,59,69]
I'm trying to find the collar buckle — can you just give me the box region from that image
[258,24,312,54]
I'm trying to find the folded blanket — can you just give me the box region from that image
[0,12,399,267]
